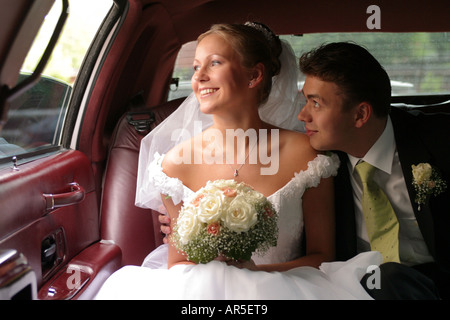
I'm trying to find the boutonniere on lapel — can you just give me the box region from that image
[411,163,447,211]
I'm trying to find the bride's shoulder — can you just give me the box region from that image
[269,129,318,178]
[280,129,309,143]
[161,138,194,178]
[278,129,317,159]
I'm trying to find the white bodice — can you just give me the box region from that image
[146,152,340,264]
[97,152,383,300]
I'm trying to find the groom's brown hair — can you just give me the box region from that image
[299,42,391,118]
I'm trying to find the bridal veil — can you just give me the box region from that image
[135,40,305,210]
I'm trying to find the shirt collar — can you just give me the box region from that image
[348,116,396,175]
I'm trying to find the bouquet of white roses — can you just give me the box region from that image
[171,179,278,263]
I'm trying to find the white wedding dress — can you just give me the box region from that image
[95,153,382,300]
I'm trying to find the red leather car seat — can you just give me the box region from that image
[100,97,184,265]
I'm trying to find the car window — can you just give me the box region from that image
[168,41,197,101]
[168,32,450,100]
[0,0,112,159]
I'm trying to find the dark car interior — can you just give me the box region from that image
[1,0,449,300]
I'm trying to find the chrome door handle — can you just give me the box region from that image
[42,242,56,260]
[43,182,85,212]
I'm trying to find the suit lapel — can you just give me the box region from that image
[334,151,358,260]
[390,108,436,257]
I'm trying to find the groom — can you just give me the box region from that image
[297,42,450,299]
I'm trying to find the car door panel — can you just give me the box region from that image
[1,0,123,299]
[0,149,103,289]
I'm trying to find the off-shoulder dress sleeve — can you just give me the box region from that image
[294,152,340,188]
[135,152,192,213]
[280,152,340,199]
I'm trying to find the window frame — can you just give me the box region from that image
[0,0,122,166]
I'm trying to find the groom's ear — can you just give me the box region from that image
[354,102,372,128]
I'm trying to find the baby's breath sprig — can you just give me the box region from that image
[412,163,447,211]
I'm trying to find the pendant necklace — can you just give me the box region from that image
[227,139,258,177]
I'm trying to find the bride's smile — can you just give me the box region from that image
[199,87,219,98]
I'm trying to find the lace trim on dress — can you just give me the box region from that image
[282,153,340,199]
[297,153,340,186]
[146,153,193,207]
[147,152,340,209]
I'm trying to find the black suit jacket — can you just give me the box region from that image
[334,107,450,273]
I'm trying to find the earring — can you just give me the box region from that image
[248,81,253,87]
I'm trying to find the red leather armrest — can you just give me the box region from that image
[38,241,121,300]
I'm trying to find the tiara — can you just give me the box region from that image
[244,22,278,45]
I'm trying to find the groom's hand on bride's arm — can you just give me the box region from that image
[159,214,171,243]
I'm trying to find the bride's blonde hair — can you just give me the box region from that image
[197,22,282,104]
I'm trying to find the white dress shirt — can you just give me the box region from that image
[347,117,434,266]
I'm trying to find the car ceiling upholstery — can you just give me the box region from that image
[150,0,450,38]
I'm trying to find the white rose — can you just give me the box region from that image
[247,190,265,205]
[412,163,432,184]
[223,195,258,233]
[197,191,225,223]
[235,182,253,193]
[176,206,201,244]
[208,179,237,191]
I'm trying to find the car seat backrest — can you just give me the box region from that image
[100,97,184,265]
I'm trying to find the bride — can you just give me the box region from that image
[95,22,381,300]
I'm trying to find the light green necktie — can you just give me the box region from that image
[356,161,400,263]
